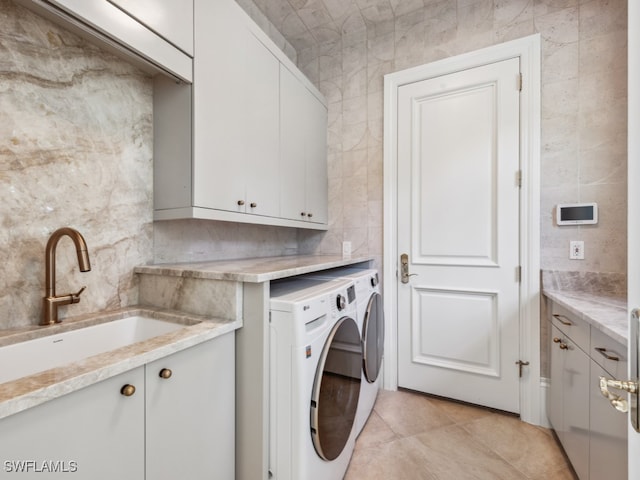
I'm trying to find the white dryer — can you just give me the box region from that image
[269,277,360,480]
[302,267,384,434]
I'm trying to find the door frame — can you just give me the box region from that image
[383,34,542,426]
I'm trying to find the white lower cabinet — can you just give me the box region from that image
[0,333,234,479]
[589,362,627,480]
[548,323,590,480]
[146,334,235,480]
[0,368,145,479]
[547,301,628,480]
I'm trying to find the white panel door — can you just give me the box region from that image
[397,57,521,413]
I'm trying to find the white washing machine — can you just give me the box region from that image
[302,267,384,435]
[269,277,361,480]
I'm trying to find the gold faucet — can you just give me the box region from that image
[41,227,92,325]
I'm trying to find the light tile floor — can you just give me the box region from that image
[345,389,577,480]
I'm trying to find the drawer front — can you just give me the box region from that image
[591,326,628,379]
[551,302,590,351]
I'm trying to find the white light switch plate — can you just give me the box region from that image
[342,241,352,258]
[570,240,584,260]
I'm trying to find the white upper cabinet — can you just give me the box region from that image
[108,0,193,56]
[16,0,193,82]
[192,0,280,219]
[153,0,328,230]
[280,64,328,224]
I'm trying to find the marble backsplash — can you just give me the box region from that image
[0,1,154,329]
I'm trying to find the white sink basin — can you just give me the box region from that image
[0,316,186,385]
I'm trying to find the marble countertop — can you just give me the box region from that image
[543,289,627,346]
[134,254,373,282]
[0,307,241,420]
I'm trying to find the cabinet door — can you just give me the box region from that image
[280,65,328,223]
[562,336,590,480]
[0,368,144,479]
[243,33,280,218]
[305,92,328,224]
[280,64,309,222]
[590,362,627,480]
[108,0,194,56]
[146,333,235,480]
[193,0,248,213]
[547,323,564,436]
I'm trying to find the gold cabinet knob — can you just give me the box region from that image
[237,200,245,206]
[159,368,172,379]
[307,213,313,218]
[301,212,306,216]
[553,337,562,343]
[559,343,568,350]
[121,384,136,397]
[250,202,257,208]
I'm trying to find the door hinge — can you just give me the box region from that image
[517,73,523,92]
[516,170,522,188]
[516,360,530,378]
[516,266,522,283]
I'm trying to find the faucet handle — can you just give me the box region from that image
[71,286,87,303]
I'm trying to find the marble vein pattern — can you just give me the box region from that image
[0,306,241,420]
[1,0,154,330]
[135,254,373,283]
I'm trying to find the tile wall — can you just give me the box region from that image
[293,0,628,275]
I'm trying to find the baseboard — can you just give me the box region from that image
[538,377,551,429]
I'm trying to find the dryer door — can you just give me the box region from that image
[363,292,384,383]
[310,316,361,461]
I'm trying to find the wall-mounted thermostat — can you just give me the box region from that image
[556,202,598,226]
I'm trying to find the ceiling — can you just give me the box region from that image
[250,0,424,51]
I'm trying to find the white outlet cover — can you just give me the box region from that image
[570,240,585,260]
[342,241,352,258]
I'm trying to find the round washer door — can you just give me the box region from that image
[363,292,384,383]
[310,316,362,461]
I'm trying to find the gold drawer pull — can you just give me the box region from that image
[121,384,136,397]
[553,314,573,326]
[159,368,173,379]
[595,347,620,361]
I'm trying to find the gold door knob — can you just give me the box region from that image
[120,384,136,397]
[159,368,172,379]
[237,200,245,206]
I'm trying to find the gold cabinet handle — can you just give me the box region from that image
[237,200,245,206]
[553,337,562,343]
[307,213,313,218]
[559,343,568,350]
[250,202,257,208]
[552,314,573,326]
[301,212,306,217]
[120,384,136,397]
[159,368,172,379]
[595,347,620,361]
